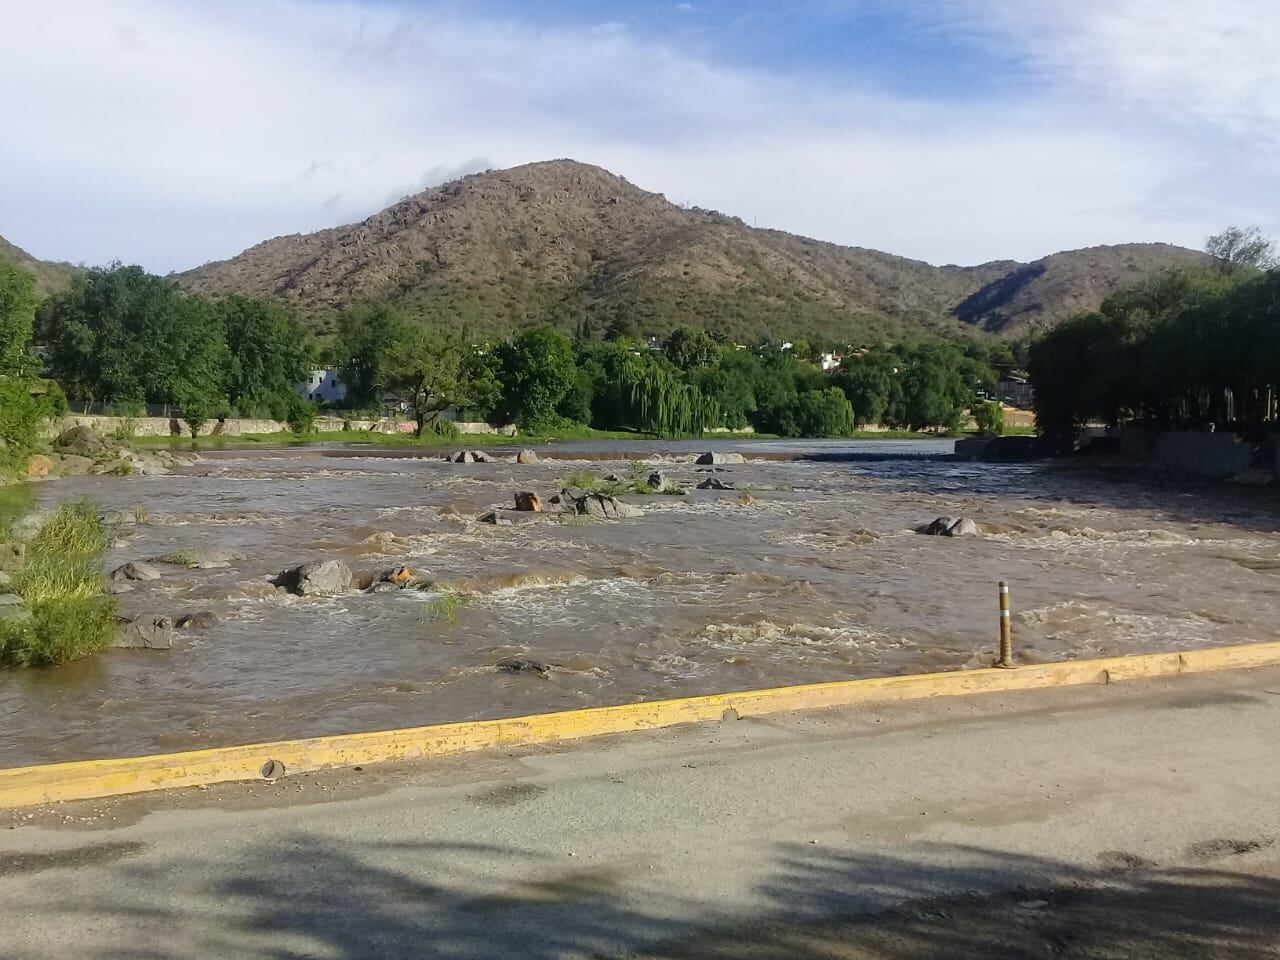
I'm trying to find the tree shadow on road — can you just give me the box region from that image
[14,834,1280,959]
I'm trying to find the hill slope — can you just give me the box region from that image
[179,160,1210,341]
[0,235,80,298]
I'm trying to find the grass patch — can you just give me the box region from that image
[151,549,199,567]
[419,589,471,625]
[0,483,36,541]
[1,499,117,668]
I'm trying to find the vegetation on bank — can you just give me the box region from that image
[1029,228,1280,450]
[0,500,117,668]
[19,263,1010,443]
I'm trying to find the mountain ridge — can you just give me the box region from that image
[36,159,1214,342]
[0,235,80,298]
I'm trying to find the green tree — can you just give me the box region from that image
[1206,226,1276,274]
[218,296,314,416]
[972,400,1005,435]
[834,352,900,427]
[0,259,36,377]
[664,326,718,370]
[41,265,228,409]
[335,304,412,409]
[496,326,578,428]
[790,387,855,437]
[389,330,500,436]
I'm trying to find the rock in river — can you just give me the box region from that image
[497,658,553,678]
[917,517,982,537]
[176,611,220,630]
[516,449,539,464]
[696,452,746,465]
[110,561,162,582]
[576,493,643,520]
[514,491,543,512]
[696,477,737,490]
[113,615,174,650]
[274,559,354,596]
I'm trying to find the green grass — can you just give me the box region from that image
[1,499,118,668]
[151,549,199,567]
[419,589,471,625]
[0,483,37,541]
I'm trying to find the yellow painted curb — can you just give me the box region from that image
[3,639,1279,809]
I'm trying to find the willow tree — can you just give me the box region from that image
[622,358,719,437]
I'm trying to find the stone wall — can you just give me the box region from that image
[42,416,515,439]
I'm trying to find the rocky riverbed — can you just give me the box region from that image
[2,439,1277,765]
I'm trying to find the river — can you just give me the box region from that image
[2,439,1276,766]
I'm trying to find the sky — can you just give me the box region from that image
[1,0,1276,273]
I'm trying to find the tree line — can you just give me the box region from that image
[1029,227,1280,450]
[2,261,1005,450]
[335,303,1003,438]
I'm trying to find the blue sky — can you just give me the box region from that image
[1,0,1275,273]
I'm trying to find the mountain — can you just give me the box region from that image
[0,235,80,298]
[178,159,1210,342]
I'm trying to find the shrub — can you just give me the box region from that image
[972,400,1005,436]
[425,418,460,441]
[0,500,117,668]
[0,380,47,476]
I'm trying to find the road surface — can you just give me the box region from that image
[3,666,1280,958]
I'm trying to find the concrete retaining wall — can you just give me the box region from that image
[1154,431,1253,479]
[2,639,1279,809]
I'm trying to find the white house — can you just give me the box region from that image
[819,353,843,371]
[296,369,347,405]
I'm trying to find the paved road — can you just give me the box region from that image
[3,667,1280,959]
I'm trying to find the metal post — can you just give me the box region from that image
[995,581,1014,668]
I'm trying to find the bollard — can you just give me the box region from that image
[995,581,1014,668]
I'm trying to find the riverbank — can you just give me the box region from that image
[132,426,968,452]
[3,665,1278,958]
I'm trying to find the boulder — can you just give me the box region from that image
[25,454,53,478]
[945,518,982,538]
[695,452,746,465]
[113,615,174,650]
[916,517,982,538]
[576,493,643,520]
[52,454,95,476]
[516,449,539,464]
[447,450,473,463]
[54,425,105,453]
[0,594,30,624]
[150,548,246,569]
[647,471,667,491]
[496,658,553,678]
[478,511,514,526]
[175,611,220,630]
[109,561,162,582]
[0,543,22,573]
[514,491,543,512]
[697,477,737,490]
[274,559,354,596]
[365,581,401,594]
[469,450,492,463]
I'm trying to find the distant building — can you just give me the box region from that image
[296,369,347,405]
[819,352,843,371]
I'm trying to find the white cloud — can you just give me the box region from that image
[917,0,1280,146]
[0,0,1272,272]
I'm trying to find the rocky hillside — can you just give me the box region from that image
[179,160,1210,341]
[0,235,80,298]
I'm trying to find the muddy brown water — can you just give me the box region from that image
[2,439,1278,766]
